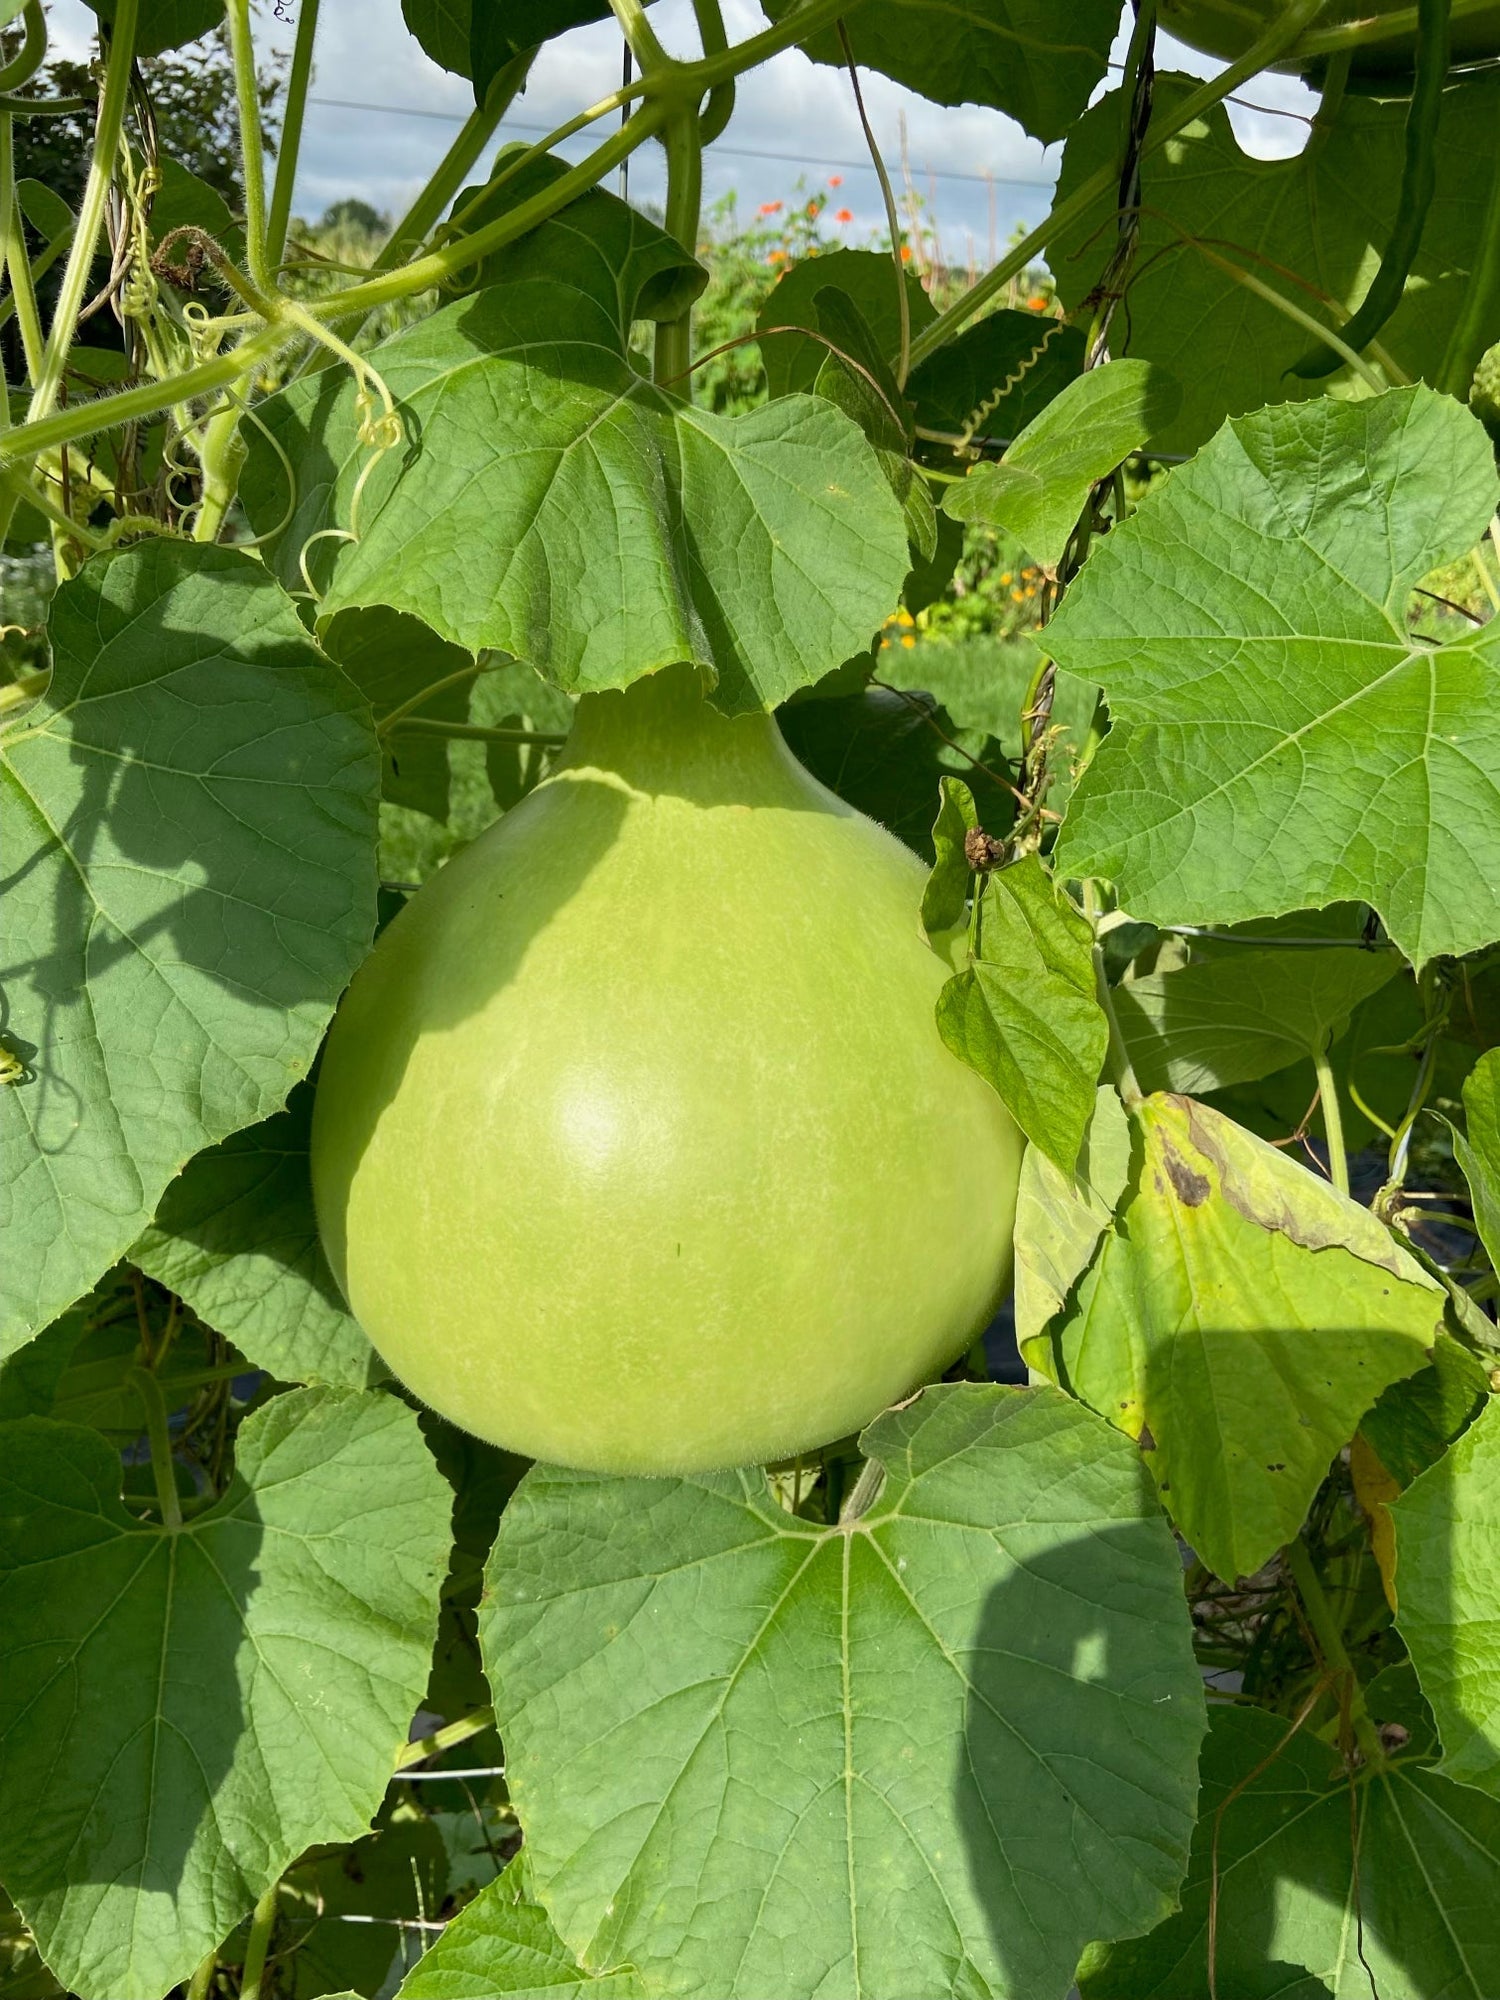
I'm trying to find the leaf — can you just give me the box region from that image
[776,684,1016,857]
[0,541,379,1355]
[1114,947,1401,1096]
[761,0,1120,144]
[1014,1083,1132,1353]
[321,607,476,823]
[280,1806,449,1999]
[442,150,705,327]
[909,310,1084,451]
[756,251,933,401]
[1450,1046,1500,1273]
[241,281,907,716]
[403,0,620,99]
[1049,387,1500,967]
[1389,1396,1500,1798]
[80,0,224,57]
[1081,1703,1500,2000]
[393,1858,643,1998]
[943,361,1180,569]
[936,856,1108,1173]
[0,1387,451,2000]
[1055,1094,1442,1580]
[481,1381,1206,2000]
[1359,1332,1489,1491]
[130,1080,383,1391]
[920,773,978,935]
[1052,72,1500,453]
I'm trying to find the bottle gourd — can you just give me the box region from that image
[312,664,1022,1472]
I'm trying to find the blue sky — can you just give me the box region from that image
[47,0,1317,257]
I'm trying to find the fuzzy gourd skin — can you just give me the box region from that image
[311,665,1022,1473]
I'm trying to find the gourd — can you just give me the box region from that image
[311,664,1022,1473]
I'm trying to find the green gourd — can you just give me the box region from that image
[312,665,1022,1473]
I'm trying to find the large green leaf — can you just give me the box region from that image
[936,854,1109,1174]
[1050,388,1500,968]
[1081,1704,1500,2000]
[943,361,1180,569]
[1053,72,1500,453]
[761,0,1119,144]
[130,1081,382,1391]
[0,542,379,1355]
[1050,1094,1442,1580]
[0,1388,450,2000]
[241,238,906,716]
[1389,1396,1500,1799]
[81,0,223,56]
[482,1382,1206,2000]
[1114,947,1401,1095]
[394,1858,642,1997]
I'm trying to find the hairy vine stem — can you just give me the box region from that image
[238,1883,279,2000]
[265,0,320,277]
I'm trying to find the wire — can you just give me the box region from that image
[303,95,1057,190]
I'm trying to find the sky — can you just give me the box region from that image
[45,0,1320,261]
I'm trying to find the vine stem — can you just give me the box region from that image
[127,1366,183,1533]
[238,1883,278,2000]
[1313,1038,1350,1197]
[371,51,535,275]
[1,114,44,379]
[389,717,567,746]
[838,1455,886,1525]
[836,19,908,387]
[264,0,320,276]
[654,104,702,387]
[1283,1537,1385,1768]
[905,0,1329,372]
[395,1706,495,1769]
[185,1949,216,2000]
[25,0,138,425]
[0,1,45,93]
[1087,921,1144,1110]
[224,0,270,293]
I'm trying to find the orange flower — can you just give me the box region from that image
[1027,293,1047,310]
[835,207,853,224]
[767,248,786,265]
[807,201,819,217]
[759,201,783,216]
[899,244,912,262]
[828,175,843,187]
[900,633,916,648]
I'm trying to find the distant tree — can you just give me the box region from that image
[12,26,281,217]
[320,198,390,236]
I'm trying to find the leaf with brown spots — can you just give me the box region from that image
[1047,1095,1442,1580]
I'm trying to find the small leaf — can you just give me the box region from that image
[920,774,978,935]
[130,1081,383,1391]
[0,541,379,1356]
[1450,1046,1500,1272]
[393,1857,642,1997]
[1114,946,1401,1095]
[936,857,1108,1173]
[0,1388,451,2000]
[281,1807,449,2000]
[80,0,223,57]
[1390,1396,1500,1798]
[482,1383,1205,2000]
[1056,1095,1442,1580]
[757,250,932,402]
[1050,388,1500,966]
[761,0,1120,144]
[323,607,477,823]
[1360,1332,1489,1491]
[943,360,1180,567]
[1083,1703,1500,1999]
[1014,1083,1131,1353]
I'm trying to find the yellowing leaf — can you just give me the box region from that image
[1055,1095,1442,1579]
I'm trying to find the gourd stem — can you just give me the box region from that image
[1313,1039,1350,1197]
[239,1884,278,2000]
[1091,942,1144,1111]
[1284,1537,1384,1768]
